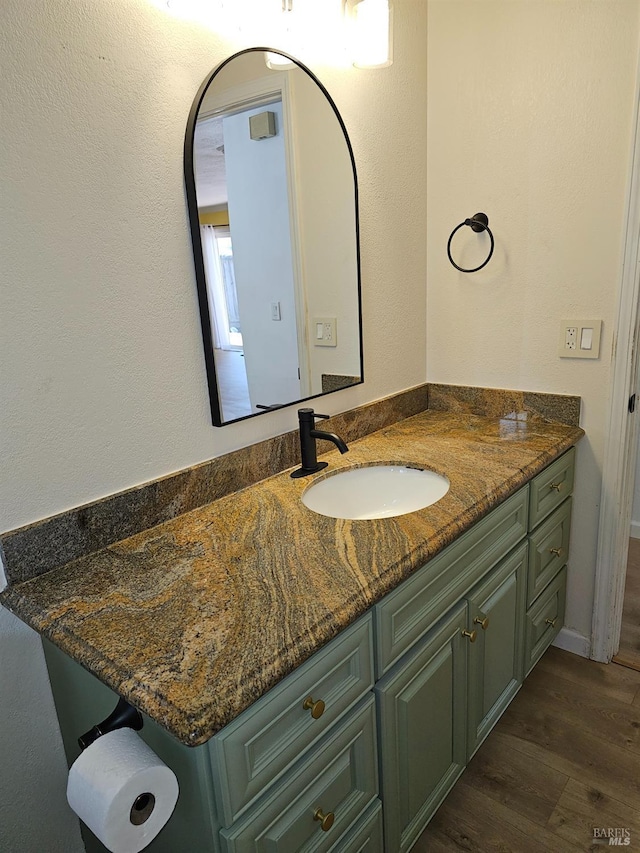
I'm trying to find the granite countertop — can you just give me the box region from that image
[1,409,583,746]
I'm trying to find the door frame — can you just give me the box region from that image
[591,66,640,662]
[197,72,312,398]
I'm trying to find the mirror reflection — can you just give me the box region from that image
[184,49,363,426]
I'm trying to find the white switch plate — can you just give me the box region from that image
[559,319,602,359]
[313,317,337,347]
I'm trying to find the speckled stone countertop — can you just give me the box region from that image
[1,409,583,746]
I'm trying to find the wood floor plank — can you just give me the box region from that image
[516,667,640,755]
[619,538,640,667]
[547,778,640,851]
[613,652,640,674]
[413,782,582,853]
[490,719,640,813]
[535,647,640,705]
[412,649,640,851]
[461,734,568,827]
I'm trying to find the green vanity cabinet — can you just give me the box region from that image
[207,615,375,827]
[44,638,223,853]
[523,447,574,672]
[525,565,568,674]
[373,488,529,678]
[43,449,576,853]
[44,614,376,853]
[219,695,379,853]
[465,541,527,758]
[374,540,528,853]
[375,603,469,853]
[370,447,574,852]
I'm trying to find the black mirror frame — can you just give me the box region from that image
[184,47,363,427]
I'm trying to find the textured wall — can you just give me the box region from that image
[426,0,640,643]
[0,0,427,849]
[1,0,427,535]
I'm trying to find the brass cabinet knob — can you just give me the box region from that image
[461,629,477,643]
[549,482,563,492]
[549,547,563,558]
[545,617,557,628]
[313,808,335,831]
[303,696,326,719]
[474,616,490,631]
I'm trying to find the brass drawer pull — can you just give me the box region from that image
[545,617,557,628]
[461,629,477,643]
[549,547,563,558]
[313,808,335,832]
[302,696,326,719]
[474,616,490,631]
[549,482,563,492]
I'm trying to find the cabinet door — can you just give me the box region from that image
[466,543,527,759]
[375,603,467,853]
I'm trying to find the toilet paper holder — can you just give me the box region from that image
[78,697,143,751]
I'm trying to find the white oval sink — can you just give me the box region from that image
[301,465,450,520]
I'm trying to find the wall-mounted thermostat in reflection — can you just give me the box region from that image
[314,317,337,347]
[249,111,277,140]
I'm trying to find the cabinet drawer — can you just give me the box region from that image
[209,615,374,827]
[528,448,575,529]
[333,800,383,853]
[527,498,572,606]
[524,566,567,675]
[220,696,378,853]
[375,487,528,676]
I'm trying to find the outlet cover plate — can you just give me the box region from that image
[559,318,602,359]
[313,317,337,347]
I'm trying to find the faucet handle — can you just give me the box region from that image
[297,407,330,422]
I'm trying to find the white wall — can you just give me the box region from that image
[223,100,302,408]
[426,0,640,646]
[0,0,427,849]
[291,69,361,393]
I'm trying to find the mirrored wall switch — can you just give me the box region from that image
[313,317,337,347]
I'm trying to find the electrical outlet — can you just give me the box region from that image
[313,317,337,347]
[559,319,602,359]
[565,327,577,350]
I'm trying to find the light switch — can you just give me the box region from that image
[580,327,593,350]
[559,319,602,359]
[313,317,337,347]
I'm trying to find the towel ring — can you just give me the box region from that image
[447,212,494,273]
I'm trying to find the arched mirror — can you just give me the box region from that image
[184,48,363,426]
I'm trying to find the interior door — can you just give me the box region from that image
[223,100,302,411]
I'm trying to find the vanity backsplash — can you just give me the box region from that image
[0,383,579,587]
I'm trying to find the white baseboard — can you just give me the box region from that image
[552,627,591,658]
[630,520,640,539]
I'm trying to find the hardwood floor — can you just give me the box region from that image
[413,647,640,852]
[615,537,640,670]
[214,349,252,421]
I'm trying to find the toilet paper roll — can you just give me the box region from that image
[67,727,179,853]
